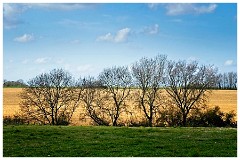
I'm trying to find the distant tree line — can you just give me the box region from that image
[10,55,237,127]
[3,79,27,88]
[3,73,237,90]
[215,72,237,89]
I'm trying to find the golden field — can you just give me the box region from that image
[3,88,237,124]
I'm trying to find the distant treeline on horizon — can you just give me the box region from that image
[3,71,237,90]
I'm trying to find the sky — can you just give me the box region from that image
[3,2,237,82]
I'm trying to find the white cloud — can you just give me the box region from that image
[195,4,217,14]
[97,28,131,43]
[3,4,29,29]
[14,34,34,43]
[35,57,50,64]
[165,3,217,16]
[96,33,114,42]
[31,3,96,11]
[148,3,160,10]
[3,4,97,29]
[4,4,30,18]
[224,60,234,66]
[114,28,131,43]
[144,24,159,35]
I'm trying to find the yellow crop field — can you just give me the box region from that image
[3,88,237,125]
[207,90,237,114]
[3,88,23,117]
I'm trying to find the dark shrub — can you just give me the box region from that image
[156,106,182,127]
[57,114,70,125]
[188,106,237,127]
[3,115,26,125]
[224,111,237,127]
[201,106,225,127]
[129,118,149,127]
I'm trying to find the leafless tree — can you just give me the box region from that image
[20,69,82,125]
[165,60,218,126]
[216,72,237,89]
[98,66,132,126]
[79,77,110,126]
[228,72,237,89]
[131,55,167,127]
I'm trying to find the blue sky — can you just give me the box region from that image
[3,3,237,82]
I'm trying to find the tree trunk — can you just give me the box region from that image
[113,120,117,126]
[148,118,153,127]
[113,113,119,126]
[148,105,153,127]
[182,113,187,127]
[51,105,55,125]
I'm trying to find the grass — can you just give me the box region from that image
[3,125,237,157]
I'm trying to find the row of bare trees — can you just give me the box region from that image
[19,55,234,126]
[215,72,237,89]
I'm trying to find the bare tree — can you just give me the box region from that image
[216,73,224,89]
[98,66,132,126]
[131,55,167,127]
[165,60,217,126]
[216,72,237,89]
[79,77,110,126]
[20,69,82,125]
[225,72,237,89]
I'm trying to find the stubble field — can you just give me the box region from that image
[3,88,237,125]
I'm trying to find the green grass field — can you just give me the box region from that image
[3,125,237,157]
